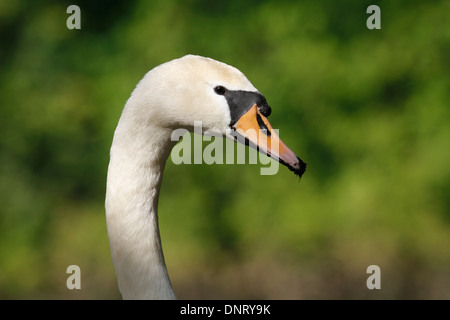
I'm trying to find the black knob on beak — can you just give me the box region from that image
[257,96,271,117]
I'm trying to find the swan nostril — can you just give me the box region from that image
[256,113,271,137]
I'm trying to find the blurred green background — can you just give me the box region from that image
[0,0,449,299]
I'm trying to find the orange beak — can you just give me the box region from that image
[233,104,306,177]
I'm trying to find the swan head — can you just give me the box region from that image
[127,54,306,177]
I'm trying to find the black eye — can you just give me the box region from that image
[214,86,227,95]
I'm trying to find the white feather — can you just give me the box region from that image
[105,55,258,299]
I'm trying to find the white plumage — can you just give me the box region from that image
[105,55,305,299]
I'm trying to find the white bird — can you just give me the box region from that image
[105,55,306,299]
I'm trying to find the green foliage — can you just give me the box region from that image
[0,0,449,299]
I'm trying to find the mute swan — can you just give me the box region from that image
[105,55,306,299]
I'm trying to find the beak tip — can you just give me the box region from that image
[292,158,307,178]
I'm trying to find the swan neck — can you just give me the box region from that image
[106,120,177,299]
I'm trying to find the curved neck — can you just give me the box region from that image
[105,111,177,299]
